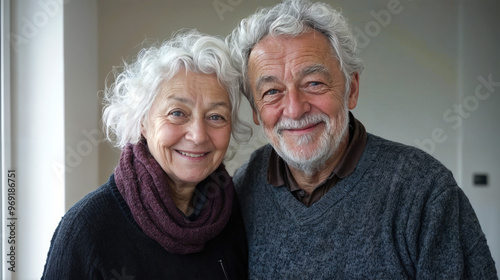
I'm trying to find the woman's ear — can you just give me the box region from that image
[140,121,147,138]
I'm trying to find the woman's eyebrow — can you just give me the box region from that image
[168,96,230,110]
[167,96,193,105]
[208,101,230,110]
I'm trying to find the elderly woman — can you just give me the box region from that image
[42,30,250,279]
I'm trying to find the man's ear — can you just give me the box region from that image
[348,72,360,110]
[252,109,260,125]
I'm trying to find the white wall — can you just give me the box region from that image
[350,0,460,175]
[7,0,98,278]
[63,0,99,210]
[9,1,65,279]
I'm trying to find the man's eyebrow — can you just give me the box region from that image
[254,65,331,92]
[255,75,279,93]
[299,64,331,79]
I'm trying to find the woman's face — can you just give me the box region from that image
[141,71,232,189]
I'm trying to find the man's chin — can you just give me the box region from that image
[281,154,329,176]
[275,144,331,172]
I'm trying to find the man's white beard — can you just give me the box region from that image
[263,102,349,176]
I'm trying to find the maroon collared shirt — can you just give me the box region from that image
[267,112,367,207]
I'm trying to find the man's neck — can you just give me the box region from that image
[288,134,349,194]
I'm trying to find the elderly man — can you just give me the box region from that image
[228,0,497,279]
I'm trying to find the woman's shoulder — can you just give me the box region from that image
[57,175,123,238]
[42,176,133,278]
[68,177,116,216]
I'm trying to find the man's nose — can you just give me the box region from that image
[282,88,311,120]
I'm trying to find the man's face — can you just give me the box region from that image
[247,30,359,174]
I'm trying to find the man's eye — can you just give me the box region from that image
[264,89,279,95]
[309,81,323,86]
[208,114,225,121]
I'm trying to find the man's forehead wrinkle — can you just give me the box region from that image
[252,51,326,73]
[249,32,340,93]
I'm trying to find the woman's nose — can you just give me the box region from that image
[185,118,209,144]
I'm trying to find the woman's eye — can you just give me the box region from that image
[169,110,185,117]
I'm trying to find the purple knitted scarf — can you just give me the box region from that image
[114,140,234,254]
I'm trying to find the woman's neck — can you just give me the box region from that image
[168,180,197,215]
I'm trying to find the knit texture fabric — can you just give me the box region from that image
[115,140,234,254]
[42,175,248,279]
[233,133,498,279]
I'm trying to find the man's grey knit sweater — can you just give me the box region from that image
[233,133,497,279]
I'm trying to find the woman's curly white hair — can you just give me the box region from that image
[102,30,251,149]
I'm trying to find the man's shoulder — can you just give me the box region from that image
[234,144,272,174]
[367,133,444,165]
[233,144,273,193]
[365,133,454,181]
[248,143,274,163]
[367,133,421,153]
